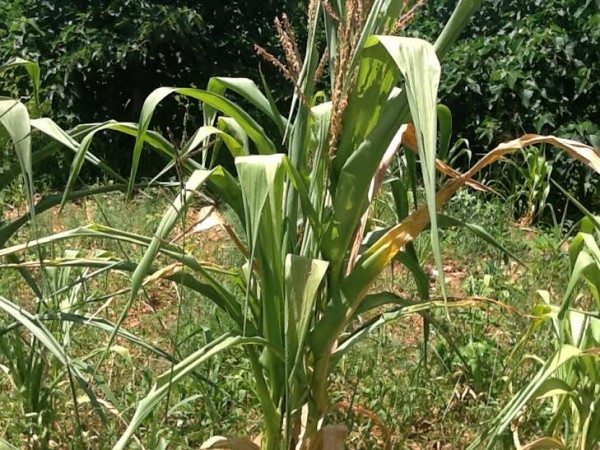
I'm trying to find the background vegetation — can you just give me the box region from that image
[0,0,303,180]
[0,0,599,449]
[2,0,598,209]
[410,0,600,212]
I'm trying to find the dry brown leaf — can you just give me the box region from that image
[330,401,392,450]
[172,205,249,257]
[293,404,310,450]
[347,125,409,273]
[142,263,184,286]
[464,134,600,180]
[200,436,261,450]
[352,133,600,294]
[305,424,348,450]
[416,134,599,249]
[520,437,567,450]
[402,123,492,192]
[172,205,223,242]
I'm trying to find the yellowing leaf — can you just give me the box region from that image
[342,134,599,329]
[402,124,491,192]
[520,437,567,450]
[142,263,184,285]
[200,436,260,450]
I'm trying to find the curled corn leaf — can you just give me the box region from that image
[344,134,600,319]
[402,123,491,192]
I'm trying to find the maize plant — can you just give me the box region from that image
[0,58,151,447]
[470,210,600,449]
[1,0,600,449]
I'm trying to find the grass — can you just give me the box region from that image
[0,185,575,449]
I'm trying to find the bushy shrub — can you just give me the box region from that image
[410,0,599,211]
[0,0,301,181]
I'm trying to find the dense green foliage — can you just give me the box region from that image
[2,0,598,210]
[1,0,301,179]
[414,0,599,145]
[411,0,600,209]
[1,0,299,123]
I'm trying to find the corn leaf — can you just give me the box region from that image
[437,104,453,161]
[325,37,441,285]
[433,0,483,59]
[207,166,245,226]
[285,255,329,384]
[150,125,244,181]
[346,134,600,314]
[0,295,106,423]
[61,120,177,208]
[0,99,34,215]
[205,77,285,134]
[334,296,484,363]
[469,344,584,450]
[0,437,19,450]
[31,118,126,184]
[436,214,525,266]
[129,87,276,198]
[0,57,40,106]
[131,169,214,299]
[236,154,286,399]
[373,35,443,297]
[113,335,265,450]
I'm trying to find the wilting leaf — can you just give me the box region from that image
[200,436,260,450]
[520,437,567,450]
[305,424,347,450]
